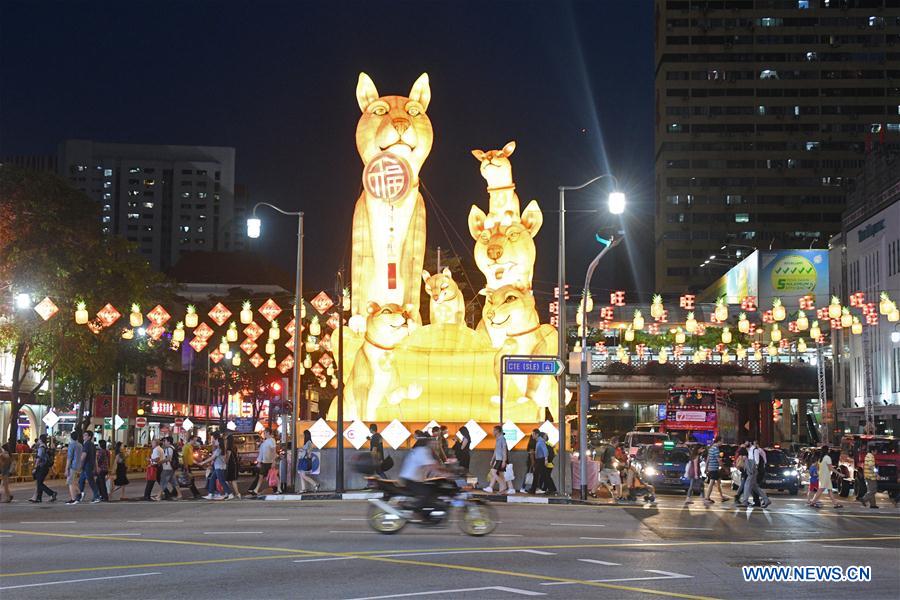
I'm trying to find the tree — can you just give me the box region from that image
[0,166,171,442]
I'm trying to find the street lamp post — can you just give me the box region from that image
[248,203,304,492]
[334,269,346,494]
[557,175,624,497]
[578,234,622,500]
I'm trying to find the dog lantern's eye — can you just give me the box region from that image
[373,105,387,116]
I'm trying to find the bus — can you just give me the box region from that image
[661,387,738,445]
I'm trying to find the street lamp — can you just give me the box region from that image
[558,174,624,496]
[334,269,346,494]
[14,293,31,310]
[248,202,304,493]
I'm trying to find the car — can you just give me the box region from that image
[759,448,801,495]
[633,444,693,491]
[624,431,671,457]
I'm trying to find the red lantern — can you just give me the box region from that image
[243,321,263,341]
[611,291,625,307]
[601,307,615,321]
[741,296,757,312]
[679,294,695,310]
[207,303,232,327]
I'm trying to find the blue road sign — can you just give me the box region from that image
[502,356,564,376]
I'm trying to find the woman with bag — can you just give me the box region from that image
[142,438,162,501]
[112,442,130,501]
[224,434,241,499]
[201,435,232,500]
[684,446,702,505]
[454,426,471,474]
[297,430,318,493]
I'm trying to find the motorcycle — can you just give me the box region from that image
[365,476,497,536]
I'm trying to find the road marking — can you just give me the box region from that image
[375,550,556,558]
[550,523,605,527]
[20,521,76,524]
[127,520,183,523]
[203,531,264,535]
[236,518,289,522]
[821,545,893,550]
[0,535,12,538]
[542,570,693,586]
[345,586,546,599]
[92,533,142,537]
[580,537,644,542]
[0,572,160,590]
[340,517,368,521]
[659,527,713,531]
[293,557,359,563]
[329,530,380,534]
[492,534,524,537]
[578,559,621,566]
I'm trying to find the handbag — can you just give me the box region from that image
[523,472,534,488]
[146,464,158,481]
[267,466,279,489]
[381,456,394,472]
[503,463,515,482]
[298,457,311,472]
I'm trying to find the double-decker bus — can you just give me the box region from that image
[661,387,738,445]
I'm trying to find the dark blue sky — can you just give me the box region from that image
[0,0,654,303]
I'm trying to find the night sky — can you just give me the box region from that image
[0,0,654,308]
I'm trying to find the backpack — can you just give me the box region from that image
[170,447,180,469]
[546,444,555,464]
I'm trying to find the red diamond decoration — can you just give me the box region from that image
[146,323,166,340]
[284,318,296,336]
[311,362,325,377]
[96,303,122,328]
[33,297,59,321]
[87,319,103,334]
[319,353,334,369]
[310,291,334,315]
[208,303,232,327]
[258,299,282,322]
[327,312,341,330]
[320,333,332,352]
[278,354,294,374]
[194,322,214,341]
[284,335,295,350]
[243,321,264,341]
[146,304,171,326]
[240,338,258,355]
[189,336,208,353]
[249,353,264,368]
[209,348,224,364]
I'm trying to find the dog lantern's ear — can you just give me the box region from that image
[468,205,488,241]
[356,72,379,112]
[408,73,431,112]
[501,141,516,157]
[366,301,381,315]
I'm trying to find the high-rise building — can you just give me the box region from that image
[654,0,900,294]
[0,154,57,172]
[58,140,237,271]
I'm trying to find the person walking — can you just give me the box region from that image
[684,446,702,505]
[595,443,622,502]
[483,425,509,495]
[529,430,549,495]
[112,442,130,501]
[297,430,319,493]
[142,438,163,501]
[540,432,558,494]
[248,429,276,496]
[158,437,177,501]
[29,434,57,503]
[430,426,447,463]
[75,430,101,504]
[454,426,471,474]
[521,429,538,493]
[809,444,843,508]
[224,434,241,499]
[201,435,231,500]
[738,441,770,508]
[64,431,83,504]
[860,445,879,509]
[95,439,110,502]
[368,424,386,479]
[0,442,12,502]
[179,436,202,498]
[704,436,729,503]
[805,449,820,505]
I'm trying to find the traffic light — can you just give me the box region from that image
[270,381,282,393]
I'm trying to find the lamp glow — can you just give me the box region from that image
[247,217,261,239]
[15,293,31,309]
[608,191,626,215]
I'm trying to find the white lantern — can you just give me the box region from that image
[129,303,143,328]
[721,327,732,344]
[226,322,238,342]
[240,301,253,324]
[75,301,89,325]
[185,305,199,329]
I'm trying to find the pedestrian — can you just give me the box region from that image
[737,441,770,508]
[278,443,291,493]
[704,436,729,503]
[158,437,177,501]
[95,439,110,502]
[684,446,702,505]
[224,434,241,499]
[112,441,130,500]
[179,435,202,499]
[805,449,820,505]
[809,444,843,508]
[860,445,879,509]
[367,424,386,478]
[201,435,231,499]
[521,429,538,492]
[143,438,163,501]
[595,443,621,502]
[74,430,101,504]
[29,434,57,503]
[431,426,447,463]
[64,431,83,504]
[297,430,319,493]
[529,430,550,495]
[440,425,450,461]
[483,425,510,495]
[541,432,558,493]
[16,438,30,454]
[454,426,471,474]
[0,442,12,502]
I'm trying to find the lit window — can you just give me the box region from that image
[142,202,154,209]
[101,226,110,234]
[103,193,111,200]
[798,0,809,8]
[102,216,111,223]
[127,213,140,220]
[667,195,681,205]
[735,213,750,223]
[198,214,207,221]
[667,123,684,133]
[129,167,142,174]
[128,190,140,197]
[868,16,884,28]
[143,225,153,232]
[758,106,766,116]
[102,204,111,212]
[805,141,820,151]
[760,70,779,80]
[793,106,800,116]
[104,168,113,177]
[197,192,208,199]
[180,225,191,233]
[144,179,155,186]
[197,226,204,233]
[806,51,817,61]
[181,192,191,199]
[870,124,882,134]
[887,124,900,133]
[103,181,112,189]
[758,17,782,27]
[726,195,743,205]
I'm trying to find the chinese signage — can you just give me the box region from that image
[151,400,189,416]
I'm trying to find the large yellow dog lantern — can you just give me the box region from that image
[330,73,558,423]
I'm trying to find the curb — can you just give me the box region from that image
[261,491,384,501]
[258,491,590,505]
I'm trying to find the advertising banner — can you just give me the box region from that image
[759,249,829,305]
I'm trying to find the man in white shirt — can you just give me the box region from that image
[250,429,276,496]
[399,432,441,517]
[159,437,177,500]
[483,425,510,494]
[737,441,770,508]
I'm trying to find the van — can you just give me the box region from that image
[624,431,671,457]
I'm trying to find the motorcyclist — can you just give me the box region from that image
[399,431,447,518]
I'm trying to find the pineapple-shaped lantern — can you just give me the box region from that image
[632,310,644,331]
[129,303,143,328]
[714,297,728,322]
[650,294,664,320]
[685,312,698,334]
[828,296,842,320]
[173,322,185,343]
[772,298,786,322]
[185,305,199,328]
[75,301,89,325]
[796,310,808,331]
[240,301,253,324]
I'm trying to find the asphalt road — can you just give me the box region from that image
[1,491,898,600]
